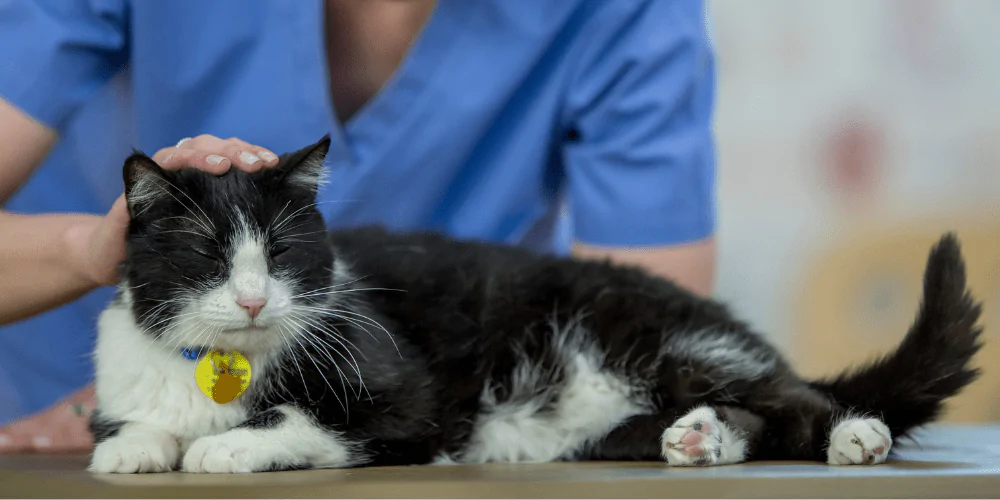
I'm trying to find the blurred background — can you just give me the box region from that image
[708,0,1000,422]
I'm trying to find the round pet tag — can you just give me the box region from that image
[195,350,252,404]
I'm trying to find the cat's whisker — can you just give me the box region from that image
[288,312,368,362]
[269,201,292,234]
[280,318,349,411]
[271,202,320,234]
[294,325,360,404]
[118,281,150,290]
[163,321,215,360]
[273,322,313,402]
[290,275,374,296]
[290,313,369,379]
[291,306,379,338]
[158,229,216,239]
[291,286,404,299]
[158,216,215,240]
[144,179,216,238]
[282,316,356,403]
[133,311,208,362]
[274,230,326,240]
[269,199,355,238]
[292,306,399,357]
[274,238,322,244]
[156,176,217,233]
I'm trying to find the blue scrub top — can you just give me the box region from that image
[0,0,717,423]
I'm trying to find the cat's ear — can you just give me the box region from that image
[122,151,170,215]
[276,135,331,193]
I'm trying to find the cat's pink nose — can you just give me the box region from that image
[237,297,266,319]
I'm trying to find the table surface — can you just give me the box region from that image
[2,425,999,498]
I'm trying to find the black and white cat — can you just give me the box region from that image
[88,137,983,473]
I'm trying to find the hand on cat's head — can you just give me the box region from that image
[117,136,333,346]
[151,135,281,174]
[75,135,326,288]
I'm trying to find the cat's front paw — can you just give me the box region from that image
[827,417,892,465]
[182,431,298,473]
[662,407,745,467]
[89,432,179,473]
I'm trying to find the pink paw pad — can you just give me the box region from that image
[679,422,717,462]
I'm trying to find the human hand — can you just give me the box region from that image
[152,134,280,173]
[0,384,96,454]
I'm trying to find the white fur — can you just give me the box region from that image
[157,219,297,353]
[662,406,746,466]
[287,153,328,189]
[430,453,459,466]
[660,331,775,380]
[460,319,648,463]
[91,216,314,473]
[89,422,180,473]
[827,417,892,465]
[93,300,250,453]
[126,170,174,217]
[183,405,353,473]
[229,232,269,301]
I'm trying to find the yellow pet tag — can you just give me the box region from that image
[195,350,252,404]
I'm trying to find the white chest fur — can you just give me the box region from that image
[94,304,250,450]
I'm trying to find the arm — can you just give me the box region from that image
[0,212,114,326]
[0,98,118,326]
[563,1,717,295]
[0,100,282,326]
[572,239,716,297]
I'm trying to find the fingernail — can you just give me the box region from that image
[207,155,227,166]
[32,436,52,448]
[239,152,261,164]
[259,151,277,162]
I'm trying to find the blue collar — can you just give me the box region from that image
[180,346,211,361]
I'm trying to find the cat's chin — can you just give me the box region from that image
[221,325,268,334]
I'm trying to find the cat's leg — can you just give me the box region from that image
[752,410,892,465]
[661,405,762,466]
[586,406,762,466]
[182,405,357,473]
[723,385,892,465]
[825,415,892,465]
[89,421,180,473]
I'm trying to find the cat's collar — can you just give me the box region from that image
[180,346,211,361]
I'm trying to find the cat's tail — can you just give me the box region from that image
[809,233,983,439]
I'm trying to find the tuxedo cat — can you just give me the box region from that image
[88,137,982,473]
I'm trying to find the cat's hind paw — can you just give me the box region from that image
[661,406,746,466]
[827,417,892,465]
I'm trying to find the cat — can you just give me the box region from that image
[87,136,983,473]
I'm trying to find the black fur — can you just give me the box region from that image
[88,410,125,444]
[235,408,286,430]
[120,138,334,336]
[809,234,983,439]
[108,137,984,469]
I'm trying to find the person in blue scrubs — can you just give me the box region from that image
[0,0,718,451]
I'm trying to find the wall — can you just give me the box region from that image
[709,0,1000,421]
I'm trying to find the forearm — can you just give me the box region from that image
[572,238,716,297]
[0,97,57,204]
[0,211,104,325]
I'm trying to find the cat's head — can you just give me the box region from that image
[120,136,336,353]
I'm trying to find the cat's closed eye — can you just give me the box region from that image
[270,244,292,264]
[271,244,291,258]
[192,247,221,262]
[189,247,225,272]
